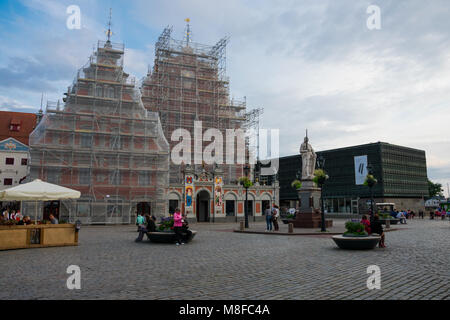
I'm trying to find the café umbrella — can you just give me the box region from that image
[0,179,81,222]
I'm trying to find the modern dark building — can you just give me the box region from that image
[278,142,428,215]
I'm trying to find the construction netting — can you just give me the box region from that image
[28,40,170,224]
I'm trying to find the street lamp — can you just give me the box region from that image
[211,162,217,223]
[316,155,328,232]
[366,164,376,222]
[243,164,250,228]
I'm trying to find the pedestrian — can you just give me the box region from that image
[265,205,272,231]
[173,208,184,245]
[419,210,424,219]
[272,204,280,231]
[372,214,386,248]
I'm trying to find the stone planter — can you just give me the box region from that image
[147,230,197,243]
[379,219,399,225]
[282,219,294,225]
[332,234,381,250]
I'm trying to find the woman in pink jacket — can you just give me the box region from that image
[173,208,184,245]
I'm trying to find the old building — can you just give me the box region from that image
[141,24,278,222]
[0,111,37,191]
[28,38,170,224]
[279,142,428,215]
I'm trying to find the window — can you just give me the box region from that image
[21,158,28,165]
[9,124,20,131]
[81,133,92,148]
[5,158,14,165]
[3,178,13,186]
[138,171,151,186]
[79,168,91,185]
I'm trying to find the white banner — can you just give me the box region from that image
[354,155,368,185]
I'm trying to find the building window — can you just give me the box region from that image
[3,178,13,186]
[81,133,92,148]
[79,168,91,185]
[138,171,151,186]
[9,124,20,131]
[21,158,28,165]
[5,158,14,165]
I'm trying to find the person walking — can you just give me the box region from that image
[173,208,184,245]
[265,205,272,231]
[372,214,386,248]
[419,210,424,219]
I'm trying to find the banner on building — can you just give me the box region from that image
[185,175,193,208]
[354,155,368,185]
[214,176,223,208]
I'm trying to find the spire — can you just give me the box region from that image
[105,8,113,47]
[184,18,191,47]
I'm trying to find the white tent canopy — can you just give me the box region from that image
[0,179,80,222]
[0,179,80,201]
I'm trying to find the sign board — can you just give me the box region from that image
[354,155,368,185]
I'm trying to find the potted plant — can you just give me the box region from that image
[332,221,381,250]
[291,180,302,190]
[313,169,329,187]
[378,213,399,225]
[146,216,197,243]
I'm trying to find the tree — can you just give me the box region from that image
[428,179,444,198]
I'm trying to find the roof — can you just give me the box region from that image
[0,111,37,146]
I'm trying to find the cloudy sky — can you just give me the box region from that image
[0,0,449,196]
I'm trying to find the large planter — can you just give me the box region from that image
[332,234,381,250]
[0,224,78,251]
[147,230,197,243]
[379,218,399,225]
[282,219,294,225]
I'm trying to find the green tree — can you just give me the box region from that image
[428,179,444,197]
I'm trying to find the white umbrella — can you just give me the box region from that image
[0,179,81,222]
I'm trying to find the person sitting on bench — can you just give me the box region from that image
[135,215,156,242]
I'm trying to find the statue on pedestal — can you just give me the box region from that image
[299,130,317,181]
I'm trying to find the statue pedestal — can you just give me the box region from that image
[292,180,333,228]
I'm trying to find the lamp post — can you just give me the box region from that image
[243,164,250,228]
[366,164,376,222]
[316,155,327,232]
[211,162,217,223]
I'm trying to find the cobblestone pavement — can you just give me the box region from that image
[0,218,448,300]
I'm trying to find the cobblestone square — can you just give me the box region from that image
[0,219,448,300]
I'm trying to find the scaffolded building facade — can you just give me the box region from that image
[29,40,170,224]
[141,26,247,184]
[140,26,279,222]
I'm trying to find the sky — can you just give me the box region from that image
[0,0,449,197]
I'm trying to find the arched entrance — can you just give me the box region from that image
[196,190,210,222]
[137,202,151,215]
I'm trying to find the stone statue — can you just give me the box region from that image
[299,130,316,180]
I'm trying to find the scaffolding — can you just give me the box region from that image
[141,26,247,184]
[29,39,170,224]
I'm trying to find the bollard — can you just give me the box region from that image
[385,219,390,229]
[240,220,245,231]
[288,223,294,234]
